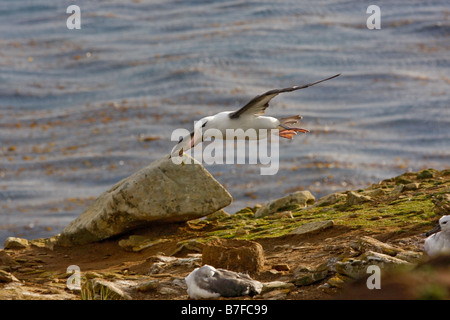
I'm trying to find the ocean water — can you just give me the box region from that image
[0,0,449,245]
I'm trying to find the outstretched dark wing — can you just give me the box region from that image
[228,73,340,119]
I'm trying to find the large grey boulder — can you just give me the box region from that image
[57,155,232,246]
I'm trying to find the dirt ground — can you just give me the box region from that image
[1,168,448,300]
[0,221,435,300]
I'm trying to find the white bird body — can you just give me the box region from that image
[185,265,221,299]
[170,74,340,157]
[185,265,263,299]
[424,215,450,258]
[199,112,280,139]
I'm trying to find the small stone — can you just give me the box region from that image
[264,211,294,219]
[262,289,289,300]
[0,270,19,283]
[0,251,17,266]
[158,286,179,295]
[318,283,331,289]
[291,263,329,286]
[206,209,231,221]
[404,183,420,191]
[290,220,334,236]
[351,236,403,256]
[293,264,315,273]
[335,251,412,279]
[29,236,59,251]
[390,184,405,196]
[234,228,249,237]
[255,191,315,218]
[346,191,372,206]
[271,264,290,271]
[4,237,29,250]
[395,250,423,263]
[136,280,159,292]
[261,281,295,294]
[364,188,385,197]
[313,193,346,207]
[327,273,350,288]
[268,269,282,275]
[292,270,328,286]
[82,279,132,300]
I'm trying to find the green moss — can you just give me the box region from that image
[195,169,448,242]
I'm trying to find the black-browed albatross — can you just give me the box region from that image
[171,73,340,156]
[185,264,263,299]
[424,215,450,257]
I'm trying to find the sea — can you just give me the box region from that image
[0,0,449,246]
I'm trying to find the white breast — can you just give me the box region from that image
[205,112,279,140]
[185,266,221,300]
[424,232,450,258]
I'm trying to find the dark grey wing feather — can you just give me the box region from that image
[206,269,262,297]
[229,73,341,119]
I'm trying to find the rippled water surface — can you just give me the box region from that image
[0,0,449,245]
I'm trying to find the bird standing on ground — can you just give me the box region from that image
[424,215,450,258]
[171,74,340,156]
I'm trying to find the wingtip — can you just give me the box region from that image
[331,73,341,79]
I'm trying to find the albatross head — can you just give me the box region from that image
[426,215,450,237]
[170,116,213,157]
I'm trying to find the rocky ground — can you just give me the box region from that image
[0,168,449,300]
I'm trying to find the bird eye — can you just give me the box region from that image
[202,122,207,128]
[443,221,447,224]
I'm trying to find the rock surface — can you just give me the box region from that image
[4,237,29,250]
[206,209,231,221]
[290,220,334,236]
[261,281,295,294]
[313,192,346,207]
[0,270,19,283]
[57,155,232,246]
[334,251,413,279]
[1,169,449,300]
[291,263,329,286]
[202,239,265,274]
[350,236,404,256]
[255,191,315,217]
[346,191,372,206]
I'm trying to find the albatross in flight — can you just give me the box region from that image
[171,73,341,156]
